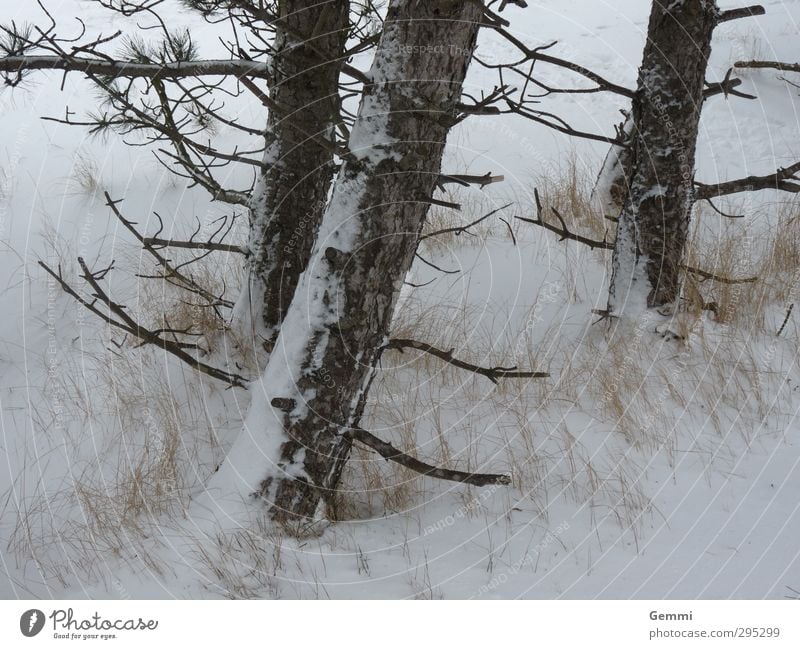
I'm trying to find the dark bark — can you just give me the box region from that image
[383,338,549,383]
[236,0,350,346]
[593,8,761,224]
[236,0,485,522]
[0,55,270,79]
[695,160,800,198]
[350,429,511,487]
[607,0,718,314]
[734,59,800,73]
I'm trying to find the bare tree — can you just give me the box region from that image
[1,0,378,362]
[591,4,764,221]
[232,1,353,349]
[228,0,498,522]
[606,0,720,315]
[4,1,539,524]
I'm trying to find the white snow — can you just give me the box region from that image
[1,0,799,600]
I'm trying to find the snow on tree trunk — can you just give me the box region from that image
[607,0,718,316]
[234,1,349,347]
[591,113,633,219]
[213,0,484,523]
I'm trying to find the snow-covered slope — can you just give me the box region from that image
[1,0,799,599]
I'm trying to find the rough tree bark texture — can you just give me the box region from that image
[215,0,484,522]
[235,0,349,346]
[607,0,718,315]
[591,114,634,220]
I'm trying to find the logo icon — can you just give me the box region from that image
[20,609,45,637]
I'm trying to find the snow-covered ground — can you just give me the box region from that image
[1,0,799,599]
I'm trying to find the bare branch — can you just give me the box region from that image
[486,30,635,98]
[685,266,757,284]
[39,259,248,387]
[349,428,511,487]
[703,74,756,100]
[384,338,548,383]
[701,197,744,218]
[414,253,460,275]
[695,161,800,199]
[436,172,504,190]
[718,5,766,23]
[458,95,625,146]
[104,192,234,310]
[0,55,269,80]
[420,203,511,241]
[734,60,800,74]
[518,190,759,285]
[515,189,613,250]
[142,237,246,254]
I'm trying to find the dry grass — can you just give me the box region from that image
[67,152,106,197]
[338,170,800,540]
[194,517,284,599]
[0,165,9,201]
[11,156,800,597]
[7,222,244,588]
[684,198,800,331]
[7,341,229,587]
[725,26,766,68]
[531,151,610,243]
[420,189,511,252]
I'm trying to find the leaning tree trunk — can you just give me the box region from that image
[607,0,718,315]
[234,0,350,347]
[214,0,484,522]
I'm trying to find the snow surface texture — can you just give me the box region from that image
[1,0,799,599]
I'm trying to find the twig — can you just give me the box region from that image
[39,259,248,387]
[683,265,757,284]
[104,192,234,310]
[702,197,744,218]
[384,338,548,384]
[420,203,511,241]
[777,304,794,337]
[414,253,460,275]
[734,60,800,74]
[142,237,247,254]
[487,30,635,98]
[518,190,759,285]
[703,72,756,100]
[695,161,800,199]
[499,217,517,246]
[349,428,511,487]
[718,5,766,23]
[515,189,612,250]
[436,172,505,190]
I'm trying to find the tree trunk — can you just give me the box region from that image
[591,113,633,220]
[234,0,349,347]
[607,0,718,315]
[215,0,484,523]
